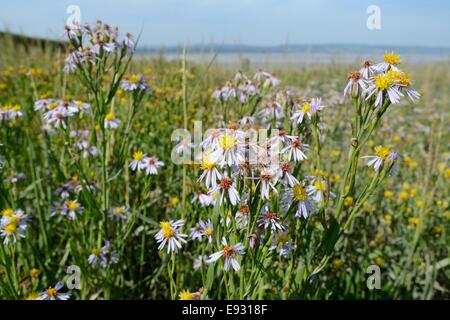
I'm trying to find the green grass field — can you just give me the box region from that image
[0,25,449,300]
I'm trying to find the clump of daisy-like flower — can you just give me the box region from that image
[0,208,29,245]
[0,104,24,121]
[37,282,70,300]
[155,220,188,254]
[129,150,165,175]
[88,241,119,268]
[208,237,245,272]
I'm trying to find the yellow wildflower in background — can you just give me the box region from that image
[332,259,343,270]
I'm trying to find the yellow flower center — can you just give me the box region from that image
[66,200,79,210]
[223,244,234,257]
[133,151,144,161]
[219,134,237,150]
[344,196,353,206]
[388,70,411,86]
[12,105,21,112]
[48,102,58,110]
[162,227,175,239]
[113,207,125,215]
[200,156,215,171]
[301,102,311,113]
[1,208,13,216]
[332,259,343,269]
[292,184,307,201]
[171,197,180,206]
[91,248,101,256]
[4,223,17,233]
[314,180,327,191]
[129,74,140,84]
[105,112,114,121]
[30,268,39,278]
[204,226,212,235]
[159,221,171,229]
[46,287,57,298]
[8,215,20,224]
[179,290,193,300]
[384,52,400,65]
[375,146,390,160]
[374,74,393,91]
[277,233,289,245]
[25,293,40,300]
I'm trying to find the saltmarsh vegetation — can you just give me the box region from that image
[0,22,449,300]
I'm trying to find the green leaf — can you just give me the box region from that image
[320,215,341,257]
[205,262,215,291]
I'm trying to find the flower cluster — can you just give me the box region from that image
[129,151,165,175]
[345,52,420,107]
[0,208,29,245]
[88,241,119,268]
[0,104,24,121]
[70,129,98,158]
[63,20,135,73]
[212,70,280,103]
[34,98,90,129]
[195,125,319,221]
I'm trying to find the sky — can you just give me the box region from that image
[1,0,449,48]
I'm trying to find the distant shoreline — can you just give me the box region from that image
[138,51,450,65]
[2,31,449,65]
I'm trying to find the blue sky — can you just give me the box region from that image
[1,0,449,47]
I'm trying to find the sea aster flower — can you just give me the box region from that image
[282,184,315,219]
[359,60,377,79]
[270,231,294,258]
[208,237,245,272]
[306,178,331,203]
[121,74,148,92]
[155,220,188,254]
[189,222,204,241]
[291,101,313,125]
[104,112,120,129]
[209,175,240,206]
[198,154,222,188]
[130,151,146,171]
[374,51,401,72]
[37,282,70,300]
[62,199,84,220]
[388,70,421,103]
[344,71,367,97]
[217,131,245,167]
[109,206,128,221]
[257,167,279,200]
[257,205,284,232]
[278,161,300,187]
[0,209,28,245]
[282,138,309,162]
[143,156,164,175]
[366,72,403,108]
[361,145,395,171]
[191,191,215,207]
[193,255,209,270]
[199,219,214,243]
[235,204,250,229]
[99,241,119,268]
